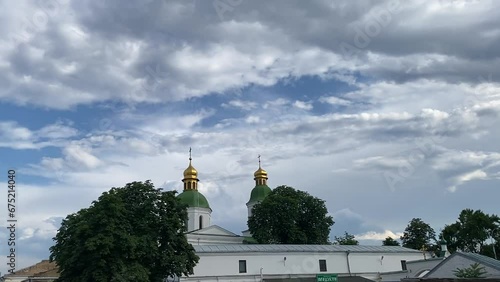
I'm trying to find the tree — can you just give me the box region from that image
[441,209,500,255]
[248,185,334,244]
[453,263,488,278]
[400,218,436,250]
[481,242,500,260]
[382,237,400,246]
[334,232,359,245]
[50,181,199,282]
[441,221,461,253]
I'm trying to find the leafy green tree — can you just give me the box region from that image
[50,181,199,282]
[481,242,500,259]
[382,237,400,246]
[441,221,461,253]
[334,232,359,245]
[441,209,500,254]
[400,218,436,250]
[453,263,488,278]
[248,185,334,244]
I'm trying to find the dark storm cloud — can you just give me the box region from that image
[2,0,500,109]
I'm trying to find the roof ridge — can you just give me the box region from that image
[457,251,500,271]
[193,244,422,253]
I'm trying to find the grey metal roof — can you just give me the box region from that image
[193,244,421,253]
[459,252,500,271]
[423,251,500,278]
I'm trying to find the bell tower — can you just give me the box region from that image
[177,148,212,231]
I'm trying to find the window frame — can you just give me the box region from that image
[239,260,247,273]
[319,259,327,272]
[401,260,407,271]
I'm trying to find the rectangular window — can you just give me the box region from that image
[239,260,247,273]
[319,259,327,272]
[401,260,407,271]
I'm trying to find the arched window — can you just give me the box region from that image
[187,182,192,190]
[199,215,203,229]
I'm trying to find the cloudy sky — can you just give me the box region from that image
[1,0,500,273]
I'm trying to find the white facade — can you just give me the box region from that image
[247,201,256,219]
[379,258,443,281]
[242,201,257,237]
[187,225,245,245]
[186,207,212,232]
[181,245,427,282]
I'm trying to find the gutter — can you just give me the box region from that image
[346,250,352,276]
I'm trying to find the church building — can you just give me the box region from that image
[177,152,271,244]
[2,152,447,282]
[172,152,437,282]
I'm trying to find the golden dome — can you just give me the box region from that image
[254,155,268,179]
[183,160,198,180]
[254,167,268,179]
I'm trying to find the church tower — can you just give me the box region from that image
[246,155,272,219]
[177,148,212,232]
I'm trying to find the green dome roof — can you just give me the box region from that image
[178,190,210,209]
[248,185,272,204]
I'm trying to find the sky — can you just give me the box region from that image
[1,0,500,274]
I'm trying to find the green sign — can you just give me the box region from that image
[316,274,338,282]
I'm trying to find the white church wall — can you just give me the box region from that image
[187,235,245,245]
[186,207,211,232]
[182,251,425,281]
[247,202,256,218]
[379,258,443,281]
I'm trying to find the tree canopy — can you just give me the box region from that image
[50,181,199,282]
[400,218,436,250]
[248,185,334,244]
[441,209,500,254]
[334,232,359,245]
[382,237,400,246]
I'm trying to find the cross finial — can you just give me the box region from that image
[258,154,261,168]
[189,147,192,161]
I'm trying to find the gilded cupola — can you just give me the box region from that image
[182,148,199,190]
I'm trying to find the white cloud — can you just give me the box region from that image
[0,121,32,140]
[356,230,403,241]
[36,122,78,139]
[263,98,289,109]
[63,144,102,169]
[447,169,487,192]
[222,100,258,110]
[0,121,78,149]
[320,96,352,106]
[245,115,260,124]
[354,155,413,170]
[293,100,313,110]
